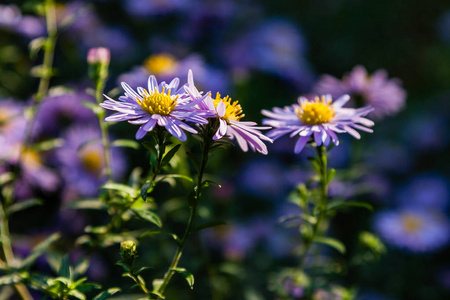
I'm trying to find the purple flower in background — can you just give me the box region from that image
[437,10,450,44]
[314,65,406,119]
[56,125,126,198]
[118,53,229,93]
[224,19,314,89]
[101,73,210,141]
[123,0,188,17]
[396,174,449,211]
[0,4,45,38]
[262,95,374,154]
[34,89,97,136]
[185,70,272,154]
[374,208,450,253]
[0,99,27,143]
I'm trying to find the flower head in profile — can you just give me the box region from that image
[100,74,210,141]
[261,94,374,154]
[313,65,406,119]
[184,70,272,154]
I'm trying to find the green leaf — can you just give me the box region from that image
[0,274,21,286]
[161,144,181,167]
[0,172,14,185]
[68,289,86,300]
[313,236,346,254]
[8,198,42,215]
[73,258,90,279]
[156,174,194,184]
[326,201,373,212]
[140,182,152,201]
[142,141,157,157]
[20,233,60,269]
[30,138,63,152]
[101,182,138,198]
[327,168,336,183]
[65,199,108,210]
[278,214,317,225]
[93,288,121,300]
[201,180,221,189]
[112,139,140,150]
[140,231,180,245]
[85,226,108,235]
[59,255,72,279]
[132,209,162,228]
[82,101,103,115]
[171,267,194,289]
[193,221,226,233]
[29,37,47,59]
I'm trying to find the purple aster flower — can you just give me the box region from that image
[34,89,97,136]
[122,0,188,17]
[56,125,126,198]
[374,208,450,253]
[185,70,272,154]
[314,65,406,119]
[101,73,210,141]
[0,4,45,39]
[262,94,374,154]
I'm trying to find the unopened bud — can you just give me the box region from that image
[87,47,110,65]
[120,240,137,265]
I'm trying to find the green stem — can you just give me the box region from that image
[298,145,328,270]
[94,69,112,182]
[152,126,214,299]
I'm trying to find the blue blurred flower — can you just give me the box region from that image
[118,53,229,93]
[374,208,450,253]
[224,19,314,89]
[34,89,97,136]
[396,173,449,211]
[56,125,126,198]
[0,4,45,38]
[437,10,450,43]
[123,0,188,17]
[403,113,449,152]
[314,65,406,119]
[262,95,374,154]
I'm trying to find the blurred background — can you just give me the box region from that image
[1,0,450,299]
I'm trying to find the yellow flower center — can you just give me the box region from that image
[137,87,178,116]
[79,146,103,174]
[401,214,423,233]
[22,150,42,170]
[212,92,244,123]
[296,95,335,125]
[144,54,178,75]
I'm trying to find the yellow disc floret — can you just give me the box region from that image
[297,95,335,125]
[401,214,423,233]
[79,146,103,174]
[212,92,244,123]
[137,87,178,116]
[144,54,178,75]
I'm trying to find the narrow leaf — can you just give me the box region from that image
[101,182,138,198]
[313,236,346,254]
[112,139,140,150]
[326,201,373,212]
[327,168,336,183]
[65,199,108,210]
[142,141,157,157]
[20,233,60,269]
[278,214,317,225]
[140,231,180,245]
[161,144,181,167]
[8,199,42,215]
[132,209,162,228]
[30,138,63,152]
[92,288,121,300]
[59,255,72,279]
[29,37,47,59]
[186,151,200,172]
[82,101,103,115]
[171,267,194,289]
[155,174,193,184]
[0,274,21,286]
[201,180,221,188]
[193,221,226,233]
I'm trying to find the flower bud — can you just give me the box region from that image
[120,240,137,266]
[87,47,110,65]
